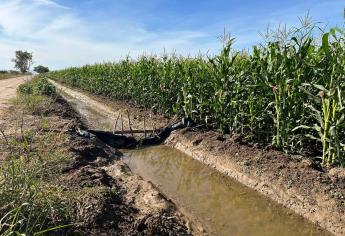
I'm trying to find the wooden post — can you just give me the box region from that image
[113,113,120,134]
[153,122,157,135]
[144,115,147,138]
[150,113,156,135]
[127,110,133,136]
[121,114,124,136]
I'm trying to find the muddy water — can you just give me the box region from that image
[56,84,328,236]
[124,146,328,236]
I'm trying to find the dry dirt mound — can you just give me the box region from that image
[166,128,345,236]
[61,130,191,235]
[0,95,192,235]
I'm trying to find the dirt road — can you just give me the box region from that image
[49,79,173,132]
[0,76,31,112]
[0,77,194,235]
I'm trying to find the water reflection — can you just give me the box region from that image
[57,87,329,236]
[124,146,328,236]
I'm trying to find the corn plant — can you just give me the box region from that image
[294,28,345,165]
[41,24,345,166]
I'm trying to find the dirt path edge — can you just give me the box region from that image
[166,130,344,236]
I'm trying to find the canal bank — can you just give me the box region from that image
[51,79,344,235]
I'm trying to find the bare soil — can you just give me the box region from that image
[0,76,30,113]
[50,80,177,131]
[166,129,345,236]
[0,76,31,160]
[0,80,193,235]
[50,80,345,235]
[61,125,192,235]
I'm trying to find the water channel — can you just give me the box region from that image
[55,82,329,236]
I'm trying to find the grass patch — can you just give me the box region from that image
[17,77,56,97]
[0,78,72,235]
[15,77,57,114]
[0,116,72,235]
[0,73,22,81]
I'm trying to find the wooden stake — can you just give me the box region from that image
[121,114,124,136]
[127,110,133,136]
[113,113,120,134]
[144,115,147,138]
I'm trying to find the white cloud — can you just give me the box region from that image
[0,0,213,70]
[0,0,342,70]
[34,0,69,9]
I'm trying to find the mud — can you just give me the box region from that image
[166,129,345,236]
[0,93,192,235]
[62,131,192,235]
[50,80,345,235]
[124,145,330,236]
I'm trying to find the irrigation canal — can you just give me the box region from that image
[52,80,329,236]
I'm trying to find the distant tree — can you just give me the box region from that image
[34,65,50,74]
[12,50,33,73]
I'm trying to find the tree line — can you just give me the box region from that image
[7,50,50,74]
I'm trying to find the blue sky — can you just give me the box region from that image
[0,0,343,70]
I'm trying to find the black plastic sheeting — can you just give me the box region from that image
[72,117,195,149]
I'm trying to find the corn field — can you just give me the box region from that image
[42,26,345,166]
